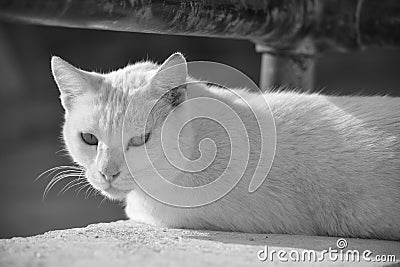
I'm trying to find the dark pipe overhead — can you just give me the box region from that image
[0,0,399,52]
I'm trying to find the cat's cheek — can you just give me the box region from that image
[86,171,108,191]
[125,148,155,173]
[66,140,96,168]
[87,181,104,192]
[111,175,136,191]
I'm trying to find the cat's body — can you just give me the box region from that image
[126,90,400,240]
[51,53,400,240]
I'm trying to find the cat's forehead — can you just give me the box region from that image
[90,91,157,136]
[105,61,158,90]
[73,61,160,134]
[93,90,150,132]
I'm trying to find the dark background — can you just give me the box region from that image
[0,20,399,238]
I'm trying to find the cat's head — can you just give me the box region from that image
[51,53,190,200]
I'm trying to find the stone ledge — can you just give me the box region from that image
[1,220,399,266]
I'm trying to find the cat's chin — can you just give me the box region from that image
[102,187,131,200]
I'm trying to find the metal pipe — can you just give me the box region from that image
[256,39,316,91]
[1,0,399,51]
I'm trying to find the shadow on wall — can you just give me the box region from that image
[0,21,399,238]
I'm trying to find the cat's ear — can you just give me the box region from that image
[51,56,103,110]
[150,52,188,107]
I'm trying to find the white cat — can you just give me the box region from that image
[51,53,400,240]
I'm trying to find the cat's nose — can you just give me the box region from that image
[99,170,121,182]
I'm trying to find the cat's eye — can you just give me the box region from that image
[128,133,150,147]
[81,133,98,146]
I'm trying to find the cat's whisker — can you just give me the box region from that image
[58,180,88,196]
[35,167,59,182]
[86,188,93,198]
[50,171,82,183]
[36,165,84,182]
[91,188,98,198]
[65,181,89,195]
[57,180,78,196]
[75,183,91,197]
[93,189,101,198]
[77,169,85,180]
[52,169,84,179]
[75,184,87,192]
[43,177,69,199]
[50,173,82,184]
[55,148,69,155]
[43,172,85,199]
[98,196,107,208]
[36,166,75,182]
[88,187,96,198]
[84,186,92,199]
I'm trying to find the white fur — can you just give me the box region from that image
[51,53,400,240]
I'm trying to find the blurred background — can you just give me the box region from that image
[0,20,399,238]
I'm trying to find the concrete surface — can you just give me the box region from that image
[0,220,399,267]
